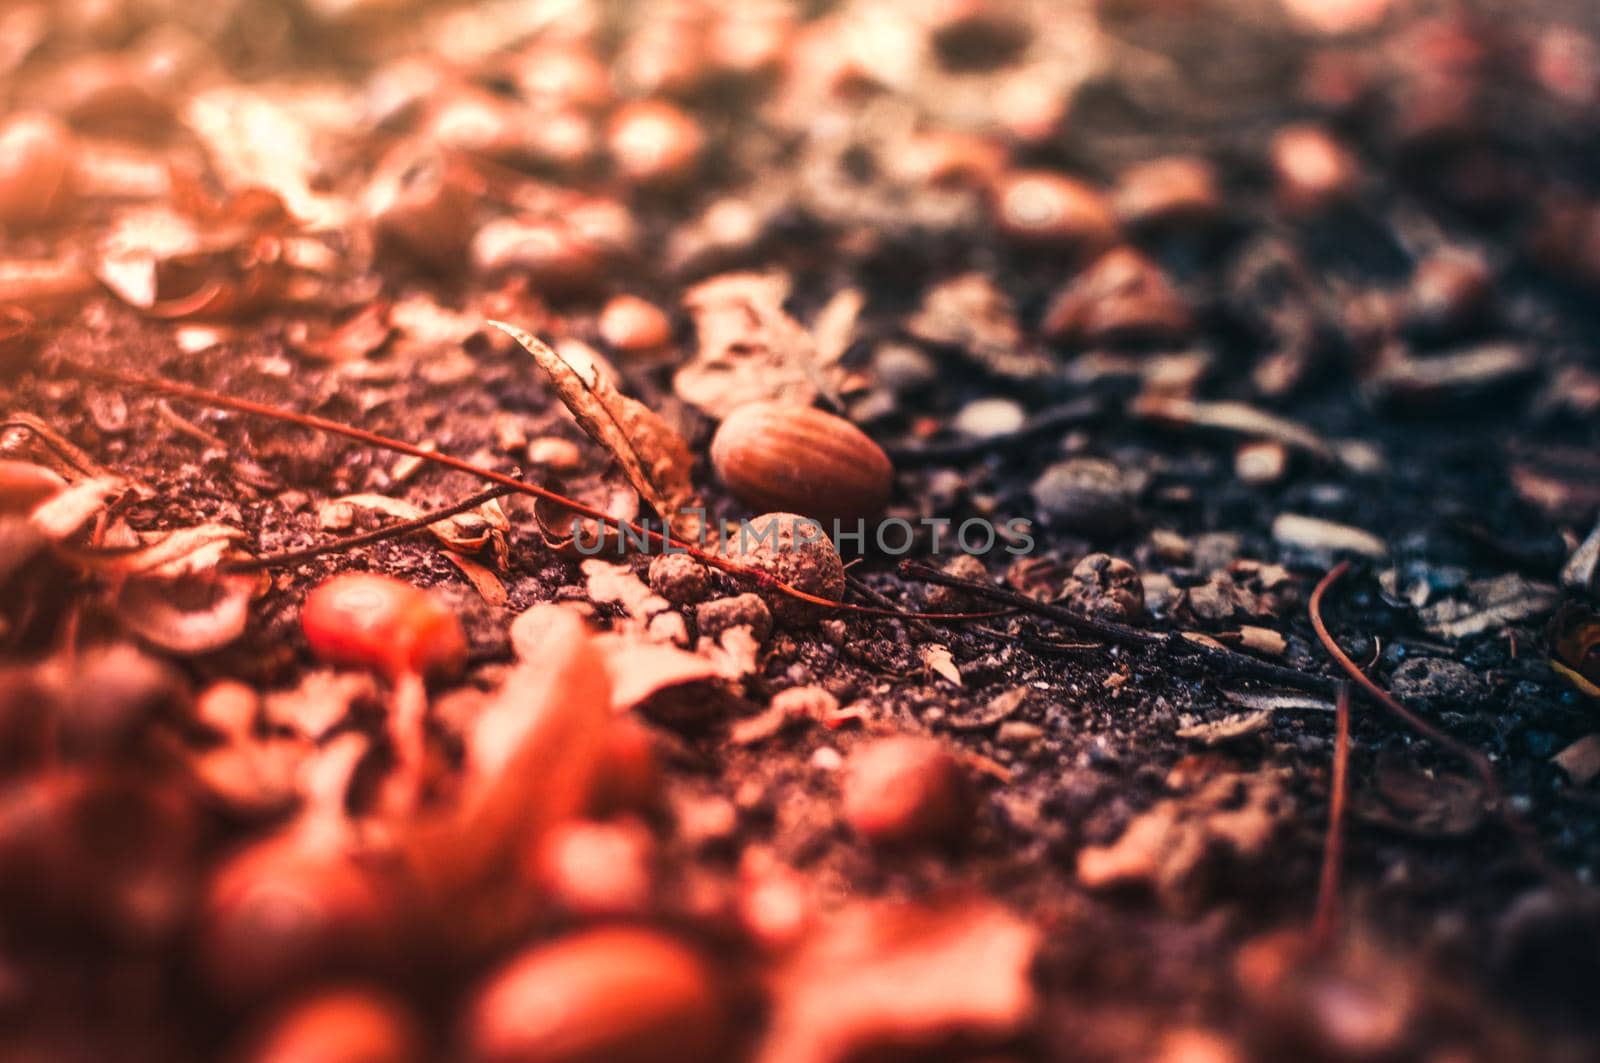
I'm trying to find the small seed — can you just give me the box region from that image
[711,403,893,525]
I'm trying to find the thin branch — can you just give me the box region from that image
[223,486,515,572]
[1311,683,1350,950]
[1308,561,1557,881]
[900,559,1341,695]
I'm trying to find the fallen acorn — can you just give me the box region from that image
[464,925,723,1063]
[842,736,974,848]
[711,402,893,525]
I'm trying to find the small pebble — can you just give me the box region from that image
[841,736,974,848]
[648,553,711,605]
[696,593,773,643]
[1031,457,1136,537]
[952,397,1026,438]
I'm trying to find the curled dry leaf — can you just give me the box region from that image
[444,551,508,608]
[338,492,509,557]
[69,522,250,578]
[757,898,1039,1063]
[592,632,732,713]
[184,87,346,229]
[533,472,639,555]
[27,476,122,540]
[906,273,1052,381]
[490,319,706,542]
[114,573,253,655]
[675,272,827,418]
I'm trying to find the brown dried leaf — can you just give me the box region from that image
[27,475,122,540]
[533,473,639,555]
[445,551,508,608]
[338,492,508,556]
[906,273,1052,381]
[491,319,705,542]
[263,669,380,741]
[675,272,823,418]
[757,898,1039,1063]
[113,573,252,655]
[592,631,730,713]
[70,522,248,578]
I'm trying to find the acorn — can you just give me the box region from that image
[710,403,893,526]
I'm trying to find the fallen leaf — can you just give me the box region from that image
[923,644,962,687]
[1077,770,1289,912]
[1418,573,1559,640]
[70,522,248,578]
[445,551,508,607]
[757,898,1039,1063]
[27,476,122,540]
[491,319,705,542]
[1272,513,1388,561]
[1175,709,1273,745]
[1133,395,1342,467]
[592,631,730,713]
[533,473,639,555]
[286,301,393,363]
[113,573,252,655]
[906,273,1052,380]
[1552,734,1600,786]
[582,558,670,632]
[943,685,1029,732]
[675,272,825,418]
[338,492,508,556]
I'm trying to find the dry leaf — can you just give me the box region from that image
[923,644,962,687]
[1418,573,1559,640]
[1175,709,1273,745]
[592,631,730,713]
[1552,734,1600,786]
[27,476,122,540]
[445,551,508,607]
[675,272,823,418]
[582,558,670,631]
[113,573,252,655]
[533,473,639,555]
[757,898,1039,1063]
[338,492,508,556]
[71,522,248,578]
[490,320,705,542]
[263,669,381,740]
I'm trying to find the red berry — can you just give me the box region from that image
[301,573,466,682]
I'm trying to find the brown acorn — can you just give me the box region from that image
[710,403,893,526]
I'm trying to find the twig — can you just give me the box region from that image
[69,364,896,617]
[223,486,515,572]
[880,397,1104,466]
[1311,683,1351,950]
[1308,561,1557,880]
[900,560,1341,695]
